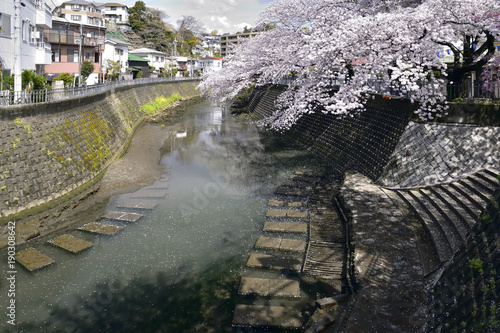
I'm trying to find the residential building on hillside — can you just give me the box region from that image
[43,14,105,85]
[103,35,130,77]
[198,33,221,57]
[129,48,166,73]
[54,0,105,27]
[198,56,222,72]
[127,53,149,78]
[220,32,258,58]
[0,0,54,90]
[97,2,130,32]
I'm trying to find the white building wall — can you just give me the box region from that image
[103,41,128,73]
[0,0,40,74]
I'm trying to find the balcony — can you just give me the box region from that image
[35,1,53,29]
[36,42,52,65]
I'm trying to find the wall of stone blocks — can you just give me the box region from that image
[429,187,500,332]
[0,80,199,223]
[247,85,415,180]
[377,122,500,188]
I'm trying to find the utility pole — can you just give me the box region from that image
[13,0,22,98]
[78,23,83,86]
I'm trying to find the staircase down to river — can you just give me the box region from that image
[388,168,499,274]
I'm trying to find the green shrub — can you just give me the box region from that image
[141,94,182,115]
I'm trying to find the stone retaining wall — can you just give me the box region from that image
[0,80,199,226]
[247,85,500,187]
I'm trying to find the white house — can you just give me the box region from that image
[54,0,105,28]
[198,56,222,72]
[98,2,130,31]
[0,0,54,92]
[129,48,166,72]
[103,35,130,76]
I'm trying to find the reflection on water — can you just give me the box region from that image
[2,100,327,332]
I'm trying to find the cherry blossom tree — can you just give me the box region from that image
[198,0,500,130]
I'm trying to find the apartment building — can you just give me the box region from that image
[0,0,54,91]
[220,32,258,58]
[44,0,106,84]
[98,3,130,31]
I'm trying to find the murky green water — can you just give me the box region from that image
[1,101,328,332]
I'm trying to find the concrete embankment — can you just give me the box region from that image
[0,80,199,247]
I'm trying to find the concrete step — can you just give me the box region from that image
[417,189,466,247]
[263,221,308,234]
[446,182,485,211]
[255,236,306,253]
[429,187,476,230]
[117,201,158,210]
[232,304,302,329]
[15,248,55,271]
[48,234,93,253]
[396,190,453,263]
[238,277,301,297]
[102,211,143,223]
[78,222,124,235]
[246,252,303,271]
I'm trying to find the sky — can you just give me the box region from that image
[115,0,275,34]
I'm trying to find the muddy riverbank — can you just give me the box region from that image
[10,96,204,246]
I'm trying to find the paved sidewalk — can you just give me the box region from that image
[339,172,428,332]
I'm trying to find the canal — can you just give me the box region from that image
[2,100,330,332]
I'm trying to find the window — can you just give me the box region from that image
[0,13,11,37]
[85,52,91,60]
[52,49,60,62]
[155,56,159,61]
[71,5,81,10]
[68,49,79,62]
[71,15,82,21]
[161,57,164,62]
[87,17,93,24]
[110,6,117,10]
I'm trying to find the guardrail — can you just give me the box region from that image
[0,76,200,106]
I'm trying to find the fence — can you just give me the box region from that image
[0,76,200,106]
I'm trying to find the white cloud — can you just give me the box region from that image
[119,0,273,34]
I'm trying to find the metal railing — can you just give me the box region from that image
[0,76,200,106]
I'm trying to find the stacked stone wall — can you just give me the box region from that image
[247,85,415,179]
[0,80,199,224]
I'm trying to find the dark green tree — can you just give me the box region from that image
[81,60,95,81]
[54,73,74,87]
[21,70,47,90]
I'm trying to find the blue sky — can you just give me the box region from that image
[117,0,275,34]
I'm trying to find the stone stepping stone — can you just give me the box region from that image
[48,234,93,253]
[131,190,167,198]
[117,202,158,210]
[266,209,308,219]
[102,211,143,223]
[266,209,287,218]
[233,304,302,328]
[256,236,306,253]
[264,222,308,234]
[268,199,285,207]
[239,277,301,297]
[78,222,124,235]
[246,252,303,271]
[288,201,306,208]
[286,210,308,219]
[15,248,54,271]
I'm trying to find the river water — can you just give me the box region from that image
[2,100,328,332]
